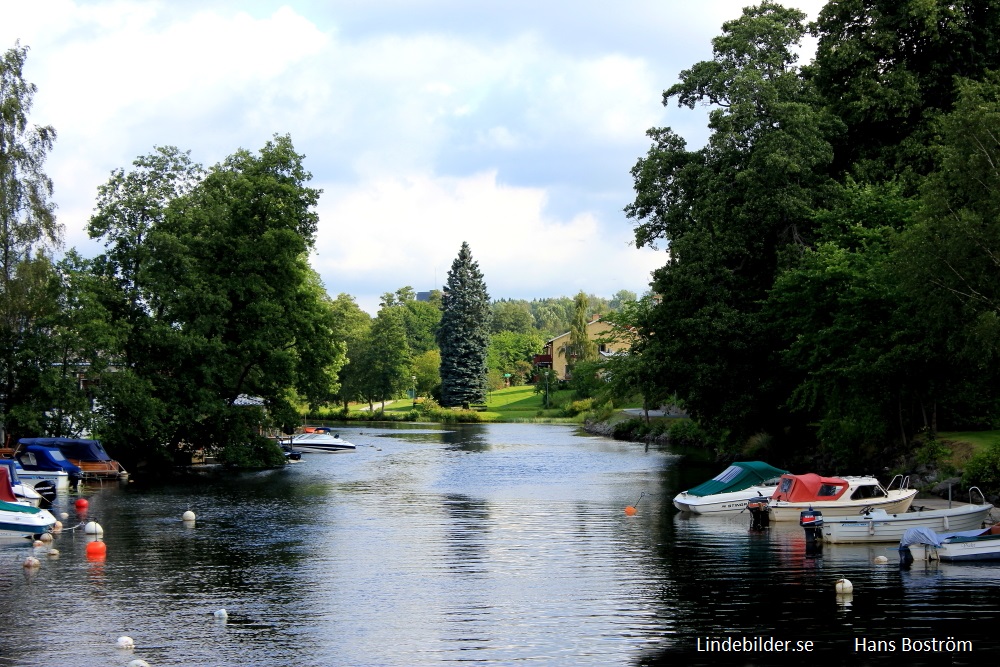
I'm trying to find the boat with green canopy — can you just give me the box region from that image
[673,461,788,514]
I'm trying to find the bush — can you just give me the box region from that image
[963,440,1000,492]
[668,419,705,447]
[217,434,287,468]
[562,398,594,417]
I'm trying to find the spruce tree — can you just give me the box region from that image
[436,242,491,408]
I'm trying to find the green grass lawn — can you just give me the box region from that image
[381,384,576,421]
[938,430,1000,468]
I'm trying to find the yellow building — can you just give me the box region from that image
[533,317,628,380]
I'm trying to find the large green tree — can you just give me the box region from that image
[88,135,344,466]
[436,242,491,408]
[0,42,64,442]
[626,2,839,449]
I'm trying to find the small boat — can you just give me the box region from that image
[0,467,56,539]
[672,461,787,514]
[17,437,127,481]
[14,442,82,489]
[288,432,356,453]
[0,460,55,506]
[764,473,917,521]
[822,495,994,543]
[900,524,1000,562]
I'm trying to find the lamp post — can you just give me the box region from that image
[412,375,417,406]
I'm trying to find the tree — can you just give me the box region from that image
[487,330,544,383]
[357,304,411,410]
[811,0,1000,186]
[436,242,491,408]
[560,291,596,371]
[0,42,62,442]
[329,293,372,410]
[88,135,344,466]
[626,2,840,450]
[491,300,534,334]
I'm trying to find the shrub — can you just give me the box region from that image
[668,419,705,447]
[963,440,1000,492]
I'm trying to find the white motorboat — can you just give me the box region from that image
[0,467,56,539]
[288,432,357,453]
[900,524,1000,562]
[822,498,994,543]
[672,461,787,514]
[764,473,918,521]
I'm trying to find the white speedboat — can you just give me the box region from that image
[822,500,994,543]
[0,467,56,539]
[764,473,917,521]
[900,524,1000,562]
[672,461,787,514]
[288,432,357,453]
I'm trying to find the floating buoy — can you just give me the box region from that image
[128,660,150,667]
[86,541,107,559]
[874,555,888,564]
[59,512,68,520]
[39,532,53,543]
[182,510,196,522]
[75,498,89,511]
[835,578,853,594]
[624,491,645,516]
[52,521,62,532]
[47,548,60,558]
[22,556,40,569]
[32,540,44,548]
[116,636,134,649]
[214,608,228,620]
[84,521,103,535]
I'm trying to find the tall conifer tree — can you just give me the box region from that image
[436,242,491,408]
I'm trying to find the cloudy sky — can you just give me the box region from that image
[3,0,825,313]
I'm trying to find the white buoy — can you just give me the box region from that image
[59,512,69,520]
[117,636,134,649]
[53,520,63,532]
[182,510,196,522]
[84,521,104,535]
[873,555,888,564]
[835,578,853,594]
[214,608,228,620]
[128,660,150,667]
[47,548,60,558]
[22,556,40,569]
[39,532,53,543]
[32,540,44,548]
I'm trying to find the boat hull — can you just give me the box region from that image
[672,486,775,514]
[0,503,56,539]
[768,488,918,522]
[290,443,356,453]
[822,503,993,543]
[910,532,1000,562]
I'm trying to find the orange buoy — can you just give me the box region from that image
[86,541,106,559]
[624,506,637,516]
[75,498,89,511]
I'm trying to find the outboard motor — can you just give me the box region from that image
[898,545,914,569]
[747,496,770,530]
[31,480,57,506]
[800,508,824,556]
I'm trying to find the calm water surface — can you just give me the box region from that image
[0,422,997,666]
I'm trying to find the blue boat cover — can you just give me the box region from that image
[18,437,113,462]
[899,526,985,548]
[685,461,788,497]
[16,444,83,475]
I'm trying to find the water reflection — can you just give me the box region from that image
[2,424,999,665]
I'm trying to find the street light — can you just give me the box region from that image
[412,375,417,406]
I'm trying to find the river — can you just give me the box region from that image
[0,422,996,666]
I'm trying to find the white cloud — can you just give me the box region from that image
[314,171,661,313]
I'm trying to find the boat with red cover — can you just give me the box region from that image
[764,472,917,521]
